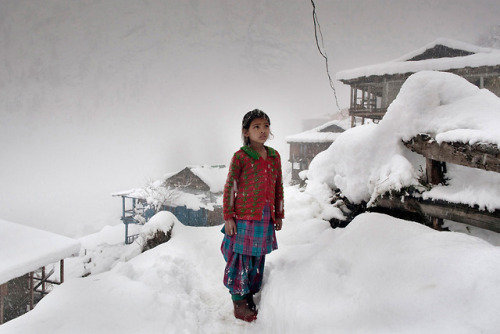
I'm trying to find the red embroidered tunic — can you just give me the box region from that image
[223,146,285,222]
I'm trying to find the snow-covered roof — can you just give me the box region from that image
[336,38,500,81]
[113,165,228,199]
[286,119,348,143]
[187,165,228,193]
[112,165,228,212]
[0,219,81,285]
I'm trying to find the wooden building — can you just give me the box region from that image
[161,165,227,227]
[0,219,80,324]
[286,120,347,184]
[114,165,227,243]
[336,39,500,126]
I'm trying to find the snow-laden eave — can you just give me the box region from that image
[337,52,500,82]
[111,188,148,199]
[286,132,343,144]
[0,219,81,285]
[394,38,498,62]
[337,38,500,82]
[286,120,347,144]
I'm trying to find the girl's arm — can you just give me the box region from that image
[275,152,285,219]
[223,153,242,221]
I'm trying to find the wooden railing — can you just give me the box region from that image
[348,107,387,120]
[373,134,500,232]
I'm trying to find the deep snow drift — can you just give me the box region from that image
[307,71,500,214]
[1,186,500,333]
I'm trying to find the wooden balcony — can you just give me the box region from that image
[348,107,387,120]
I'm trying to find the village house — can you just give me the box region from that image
[336,38,500,126]
[114,165,227,243]
[286,119,347,184]
[286,39,500,185]
[160,165,227,227]
[0,219,80,324]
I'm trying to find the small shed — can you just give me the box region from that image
[336,38,500,126]
[114,165,228,243]
[286,120,347,184]
[0,219,80,324]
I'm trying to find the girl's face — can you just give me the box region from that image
[244,117,270,146]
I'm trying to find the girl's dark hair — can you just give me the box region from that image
[241,109,272,146]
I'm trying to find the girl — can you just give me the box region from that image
[221,109,284,322]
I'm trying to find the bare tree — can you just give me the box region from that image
[142,179,181,212]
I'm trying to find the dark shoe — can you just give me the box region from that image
[246,294,257,312]
[233,299,257,322]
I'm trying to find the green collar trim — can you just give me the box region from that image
[241,146,277,160]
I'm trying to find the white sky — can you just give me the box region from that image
[1,0,499,236]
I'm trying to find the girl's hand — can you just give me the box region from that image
[225,218,237,236]
[274,218,283,231]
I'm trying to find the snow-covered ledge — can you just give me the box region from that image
[0,219,81,285]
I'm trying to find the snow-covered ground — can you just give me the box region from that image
[3,71,500,333]
[1,186,500,334]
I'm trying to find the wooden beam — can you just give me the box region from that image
[404,134,500,173]
[338,65,500,86]
[348,109,386,119]
[375,196,500,233]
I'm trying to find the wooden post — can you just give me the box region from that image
[426,158,446,230]
[29,272,34,310]
[42,267,46,295]
[431,217,442,230]
[125,222,129,244]
[60,259,65,284]
[353,86,357,108]
[361,88,366,108]
[350,86,354,109]
[367,86,372,110]
[426,158,445,185]
[0,283,7,324]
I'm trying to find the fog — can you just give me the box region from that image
[1,0,499,237]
